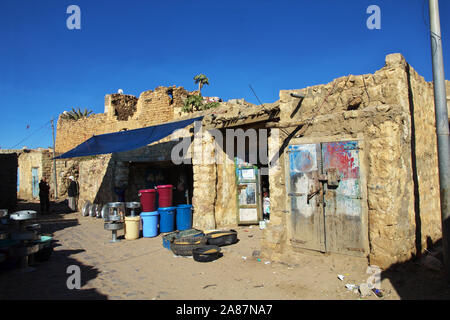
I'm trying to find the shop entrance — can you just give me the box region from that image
[126,161,193,206]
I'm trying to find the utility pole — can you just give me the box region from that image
[429,0,450,279]
[51,118,58,200]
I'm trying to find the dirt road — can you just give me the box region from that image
[1,201,449,300]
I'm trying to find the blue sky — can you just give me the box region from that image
[0,0,449,149]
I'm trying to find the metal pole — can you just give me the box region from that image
[429,0,450,279]
[51,118,58,200]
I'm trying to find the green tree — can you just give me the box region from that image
[60,108,94,120]
[182,95,204,113]
[193,74,209,94]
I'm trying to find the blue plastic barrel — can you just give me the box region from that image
[176,204,193,231]
[158,207,176,233]
[141,211,159,237]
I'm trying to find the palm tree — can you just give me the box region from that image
[61,107,94,120]
[193,74,209,95]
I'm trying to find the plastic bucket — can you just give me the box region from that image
[156,185,173,208]
[176,204,193,231]
[138,189,156,212]
[125,216,141,240]
[158,207,176,233]
[141,211,159,238]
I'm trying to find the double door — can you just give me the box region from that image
[286,140,366,256]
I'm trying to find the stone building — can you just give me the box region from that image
[0,148,53,201]
[53,53,448,269]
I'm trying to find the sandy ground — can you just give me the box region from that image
[1,200,450,300]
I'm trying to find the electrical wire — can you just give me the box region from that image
[10,120,52,149]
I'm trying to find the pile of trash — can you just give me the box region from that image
[338,265,384,298]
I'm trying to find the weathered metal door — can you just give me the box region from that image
[32,167,39,198]
[287,141,364,256]
[235,159,261,225]
[287,144,325,252]
[322,141,364,256]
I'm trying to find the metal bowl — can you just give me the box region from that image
[108,202,125,208]
[101,204,109,220]
[10,210,37,221]
[96,204,103,218]
[82,201,91,217]
[89,204,97,217]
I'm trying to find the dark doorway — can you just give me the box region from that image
[126,161,193,206]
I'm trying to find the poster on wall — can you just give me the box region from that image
[239,183,256,205]
[239,208,258,223]
[240,168,255,180]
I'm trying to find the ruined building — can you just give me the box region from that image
[52,53,449,269]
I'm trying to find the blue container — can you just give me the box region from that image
[176,204,193,231]
[158,207,176,233]
[141,211,159,237]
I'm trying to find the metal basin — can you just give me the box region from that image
[101,204,109,220]
[89,204,97,217]
[10,211,36,221]
[82,201,91,217]
[108,202,125,208]
[104,222,124,231]
[126,202,141,209]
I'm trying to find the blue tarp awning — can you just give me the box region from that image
[54,116,203,159]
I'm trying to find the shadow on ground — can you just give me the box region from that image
[381,238,450,299]
[0,246,107,300]
[1,200,106,299]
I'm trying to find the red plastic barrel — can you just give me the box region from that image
[138,189,156,212]
[156,185,173,208]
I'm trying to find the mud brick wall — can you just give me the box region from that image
[55,86,191,153]
[262,53,443,269]
[17,149,53,200]
[0,153,18,211]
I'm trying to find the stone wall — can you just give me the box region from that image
[78,155,115,208]
[55,86,192,153]
[50,158,80,199]
[0,153,18,211]
[262,53,442,268]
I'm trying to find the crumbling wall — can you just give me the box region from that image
[105,94,138,121]
[262,53,442,269]
[55,86,191,153]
